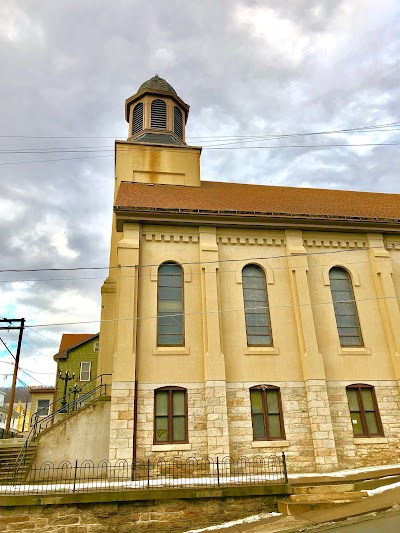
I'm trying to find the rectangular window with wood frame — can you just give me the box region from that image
[157,262,184,346]
[250,386,285,440]
[79,362,92,382]
[346,385,384,437]
[154,387,188,444]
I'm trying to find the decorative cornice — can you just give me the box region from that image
[217,236,285,246]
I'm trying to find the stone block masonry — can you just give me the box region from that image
[0,489,288,533]
[109,381,135,461]
[327,381,400,470]
[226,382,316,473]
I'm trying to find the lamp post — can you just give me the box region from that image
[58,370,75,413]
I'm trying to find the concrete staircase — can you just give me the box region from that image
[0,438,37,483]
[278,483,367,515]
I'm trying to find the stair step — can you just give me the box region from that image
[290,491,365,503]
[279,500,361,516]
[293,483,355,495]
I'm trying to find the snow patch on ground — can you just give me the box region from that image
[289,463,400,480]
[362,481,400,496]
[182,512,281,532]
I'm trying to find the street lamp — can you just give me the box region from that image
[58,370,75,413]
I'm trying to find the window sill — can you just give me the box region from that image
[353,437,387,445]
[339,346,371,356]
[245,346,280,356]
[152,443,192,452]
[252,440,289,448]
[153,346,190,356]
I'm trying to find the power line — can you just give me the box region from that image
[21,293,400,330]
[0,337,15,360]
[0,120,399,141]
[2,253,400,284]
[0,141,400,166]
[0,244,395,274]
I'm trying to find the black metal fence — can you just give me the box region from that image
[0,454,288,495]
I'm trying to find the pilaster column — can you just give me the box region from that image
[285,230,338,472]
[367,234,400,381]
[199,227,230,458]
[109,223,140,461]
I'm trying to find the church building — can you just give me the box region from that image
[97,75,400,473]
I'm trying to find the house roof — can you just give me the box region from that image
[54,333,98,361]
[115,181,400,223]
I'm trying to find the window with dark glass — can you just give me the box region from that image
[250,386,285,440]
[154,387,187,443]
[157,262,184,346]
[242,264,272,346]
[329,267,363,346]
[151,99,167,129]
[132,102,144,134]
[173,106,183,138]
[346,385,383,437]
[37,399,50,417]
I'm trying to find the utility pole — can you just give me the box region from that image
[0,318,25,433]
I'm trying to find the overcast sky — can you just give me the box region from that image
[0,0,399,388]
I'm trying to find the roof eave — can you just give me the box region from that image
[114,207,400,234]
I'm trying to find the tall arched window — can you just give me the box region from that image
[329,267,363,346]
[157,262,184,346]
[151,99,167,129]
[173,106,183,138]
[242,264,272,346]
[132,102,143,134]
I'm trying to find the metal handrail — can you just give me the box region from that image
[13,374,112,480]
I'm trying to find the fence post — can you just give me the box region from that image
[72,460,78,493]
[216,457,220,486]
[282,452,288,483]
[147,459,150,489]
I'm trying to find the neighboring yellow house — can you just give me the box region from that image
[14,400,30,433]
[29,387,55,429]
[87,75,400,473]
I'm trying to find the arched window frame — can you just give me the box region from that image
[242,264,273,346]
[329,266,363,347]
[173,106,183,138]
[249,385,285,441]
[346,384,384,437]
[151,98,167,130]
[132,102,144,134]
[157,261,184,346]
[154,386,188,444]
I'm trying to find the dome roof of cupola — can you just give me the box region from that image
[138,74,177,95]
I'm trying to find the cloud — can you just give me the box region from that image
[0,0,399,384]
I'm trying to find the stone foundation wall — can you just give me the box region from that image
[0,494,283,533]
[327,381,400,469]
[226,382,316,473]
[135,383,208,460]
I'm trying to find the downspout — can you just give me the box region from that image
[132,224,142,466]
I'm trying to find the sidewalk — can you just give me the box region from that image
[219,485,400,532]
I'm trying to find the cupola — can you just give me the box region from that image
[125,74,190,146]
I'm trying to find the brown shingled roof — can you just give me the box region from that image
[115,181,400,221]
[59,334,96,352]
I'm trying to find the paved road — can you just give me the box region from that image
[319,510,400,532]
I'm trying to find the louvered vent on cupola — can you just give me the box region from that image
[151,99,167,129]
[133,103,144,134]
[173,106,183,138]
